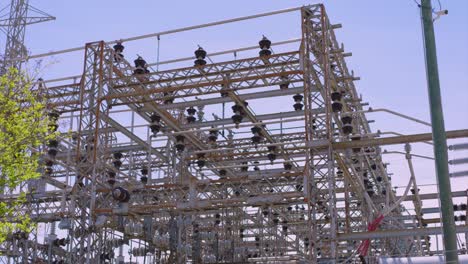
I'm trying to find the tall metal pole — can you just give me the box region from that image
[420,0,459,262]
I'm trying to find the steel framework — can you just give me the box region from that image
[0,3,467,264]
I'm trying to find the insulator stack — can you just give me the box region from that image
[112,152,123,169]
[175,135,185,152]
[293,94,304,111]
[331,91,343,112]
[107,170,116,185]
[267,146,277,164]
[454,204,467,211]
[140,167,148,184]
[133,56,149,75]
[240,161,248,172]
[251,125,263,146]
[341,115,353,135]
[48,110,60,132]
[194,47,207,66]
[196,153,206,168]
[231,101,248,128]
[44,159,54,175]
[258,36,272,57]
[149,114,161,136]
[163,91,175,104]
[208,128,218,144]
[279,75,290,89]
[113,42,124,62]
[186,107,197,123]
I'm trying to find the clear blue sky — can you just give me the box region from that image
[7,0,468,220]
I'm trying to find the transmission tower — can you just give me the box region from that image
[0,0,54,72]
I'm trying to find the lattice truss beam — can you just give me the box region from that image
[1,4,465,264]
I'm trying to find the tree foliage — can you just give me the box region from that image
[0,68,52,242]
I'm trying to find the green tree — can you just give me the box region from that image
[0,68,52,243]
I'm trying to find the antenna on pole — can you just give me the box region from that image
[0,0,55,72]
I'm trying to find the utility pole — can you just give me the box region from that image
[420,0,459,263]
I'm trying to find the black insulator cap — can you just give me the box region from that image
[107,171,116,178]
[293,94,304,102]
[284,162,292,171]
[175,143,185,152]
[219,169,227,176]
[150,124,161,134]
[208,134,218,142]
[342,124,353,135]
[48,148,58,157]
[332,102,343,112]
[113,159,122,168]
[267,153,276,162]
[251,135,262,144]
[113,42,124,52]
[294,102,304,111]
[175,135,185,142]
[194,47,207,59]
[150,114,161,123]
[331,92,342,101]
[251,126,262,134]
[341,115,353,124]
[186,107,197,115]
[376,176,382,182]
[141,168,148,175]
[241,162,248,172]
[196,159,205,168]
[267,146,277,152]
[209,129,218,135]
[113,152,123,160]
[48,139,59,148]
[231,114,243,125]
[140,176,148,184]
[259,36,272,50]
[134,57,146,68]
[232,104,243,113]
[194,59,206,66]
[259,49,272,57]
[186,116,196,123]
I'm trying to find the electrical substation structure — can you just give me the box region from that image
[1,1,467,263]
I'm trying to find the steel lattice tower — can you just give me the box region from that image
[0,0,54,71]
[0,3,466,264]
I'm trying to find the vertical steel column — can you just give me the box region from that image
[420,1,458,263]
